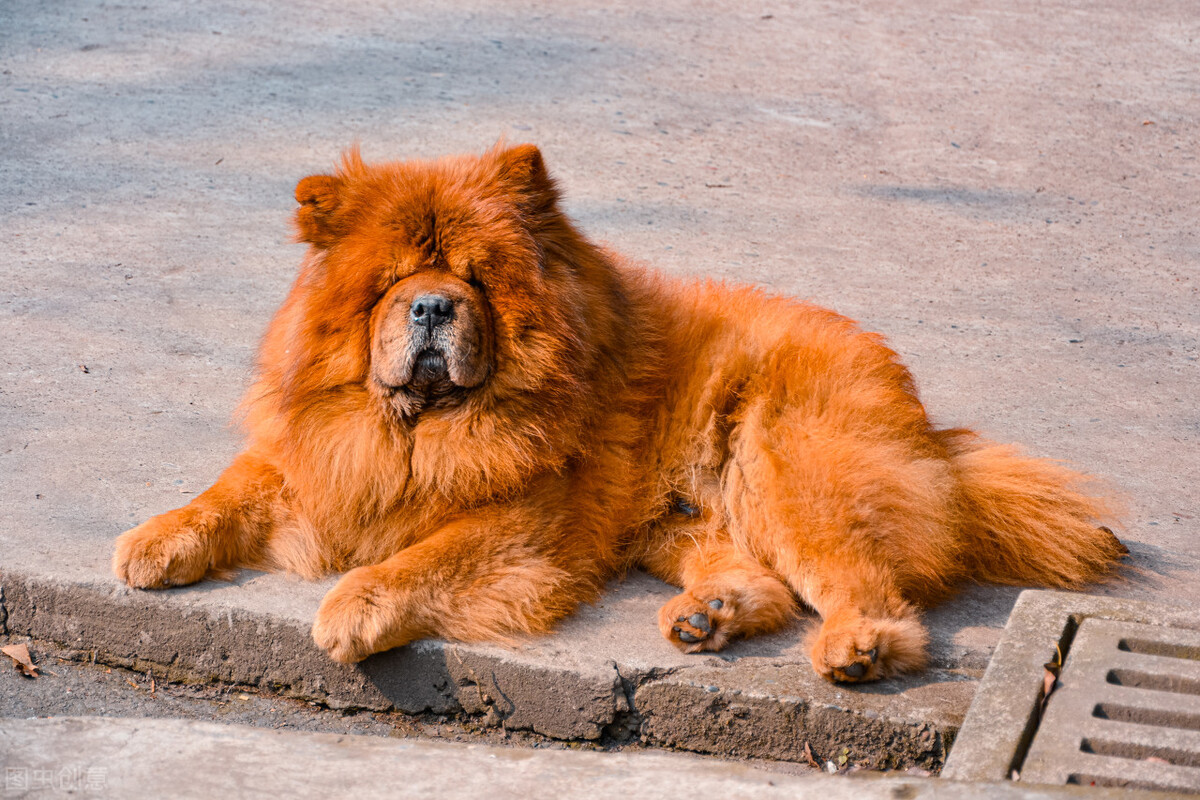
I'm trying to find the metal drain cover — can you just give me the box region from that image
[1022,618,1200,793]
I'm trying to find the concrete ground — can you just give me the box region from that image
[1,0,1198,777]
[3,717,1165,800]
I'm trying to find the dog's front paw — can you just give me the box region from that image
[808,612,928,683]
[312,567,406,663]
[112,513,211,589]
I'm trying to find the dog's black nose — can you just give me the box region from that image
[410,294,454,329]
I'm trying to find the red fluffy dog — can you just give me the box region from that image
[114,145,1125,682]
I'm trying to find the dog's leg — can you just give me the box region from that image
[640,535,796,653]
[659,549,797,653]
[311,506,604,663]
[725,405,953,682]
[785,556,929,683]
[113,451,282,588]
[744,493,934,682]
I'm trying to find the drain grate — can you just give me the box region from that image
[1021,618,1200,794]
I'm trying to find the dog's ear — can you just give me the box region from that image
[294,174,346,248]
[495,144,560,218]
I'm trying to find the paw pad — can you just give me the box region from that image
[673,611,713,643]
[663,594,733,651]
[831,648,880,682]
[671,606,719,643]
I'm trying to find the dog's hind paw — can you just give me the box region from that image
[659,593,736,652]
[807,612,929,683]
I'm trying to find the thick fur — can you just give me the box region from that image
[113,144,1126,682]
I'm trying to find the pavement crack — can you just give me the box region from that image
[603,662,646,743]
[449,646,493,708]
[488,669,515,718]
[638,664,689,682]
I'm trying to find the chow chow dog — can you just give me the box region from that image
[113,144,1126,682]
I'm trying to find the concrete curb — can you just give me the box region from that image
[0,569,965,770]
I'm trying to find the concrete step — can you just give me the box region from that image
[1,569,1004,769]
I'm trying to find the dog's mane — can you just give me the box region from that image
[238,150,654,525]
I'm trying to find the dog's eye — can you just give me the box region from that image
[671,497,700,518]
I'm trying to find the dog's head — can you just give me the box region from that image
[286,144,584,420]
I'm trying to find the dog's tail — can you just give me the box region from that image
[939,429,1127,588]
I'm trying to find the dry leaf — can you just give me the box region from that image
[1038,644,1063,719]
[1,643,40,677]
[1037,668,1058,719]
